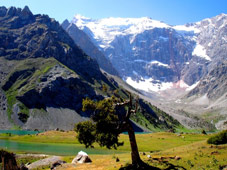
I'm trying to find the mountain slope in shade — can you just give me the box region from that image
[61,19,118,76]
[0,6,181,131]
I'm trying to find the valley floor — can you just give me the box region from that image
[0,131,226,170]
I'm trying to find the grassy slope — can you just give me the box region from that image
[4,58,59,122]
[150,141,227,170]
[1,131,226,170]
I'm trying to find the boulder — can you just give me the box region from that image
[50,160,66,170]
[19,163,28,170]
[174,156,181,160]
[26,156,62,169]
[71,151,92,164]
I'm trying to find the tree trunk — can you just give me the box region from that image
[1,151,19,170]
[127,122,142,165]
[4,157,19,170]
[2,156,5,170]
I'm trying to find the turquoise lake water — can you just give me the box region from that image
[0,130,126,155]
[0,130,41,135]
[0,139,123,156]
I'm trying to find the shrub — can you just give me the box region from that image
[201,129,207,135]
[207,130,227,145]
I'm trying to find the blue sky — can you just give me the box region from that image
[1,0,226,25]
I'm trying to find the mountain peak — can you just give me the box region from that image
[61,19,70,30]
[20,6,33,20]
[22,6,32,15]
[6,6,17,16]
[0,6,7,17]
[0,6,34,20]
[216,13,227,21]
[218,13,227,17]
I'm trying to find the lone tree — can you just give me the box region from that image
[75,94,155,169]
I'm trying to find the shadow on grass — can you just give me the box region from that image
[119,161,161,170]
[163,162,186,170]
[119,161,186,170]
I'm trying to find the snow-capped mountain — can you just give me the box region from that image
[72,15,170,48]
[66,13,227,129]
[71,14,226,96]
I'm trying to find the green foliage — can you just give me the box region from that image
[76,97,123,149]
[5,90,17,122]
[18,103,29,116]
[82,98,96,112]
[130,111,160,132]
[207,130,227,145]
[74,121,96,148]
[102,84,108,92]
[130,100,181,131]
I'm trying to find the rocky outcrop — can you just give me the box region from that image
[26,156,63,169]
[187,61,227,100]
[16,64,97,110]
[0,89,12,130]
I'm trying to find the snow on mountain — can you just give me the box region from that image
[173,24,200,34]
[150,60,170,68]
[126,77,173,92]
[71,14,226,94]
[72,15,170,48]
[186,81,200,91]
[192,43,211,61]
[126,77,198,93]
[133,60,170,67]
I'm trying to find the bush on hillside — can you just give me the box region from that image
[207,130,227,145]
[201,129,207,135]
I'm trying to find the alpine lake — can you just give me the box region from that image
[0,130,123,155]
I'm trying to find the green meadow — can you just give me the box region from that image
[0,131,226,169]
